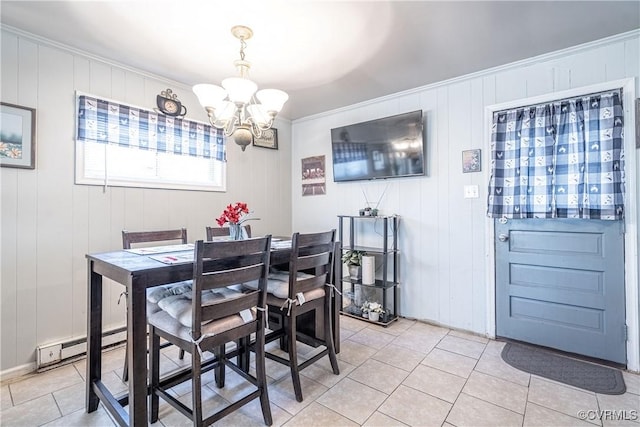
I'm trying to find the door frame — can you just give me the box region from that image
[483,78,639,371]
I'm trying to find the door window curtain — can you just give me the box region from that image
[487,90,624,220]
[76,94,226,161]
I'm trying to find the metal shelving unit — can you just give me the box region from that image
[338,215,399,326]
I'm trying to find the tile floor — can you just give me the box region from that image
[1,316,639,426]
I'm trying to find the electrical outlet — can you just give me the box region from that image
[38,344,62,367]
[464,185,479,199]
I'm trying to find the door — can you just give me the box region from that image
[495,218,626,364]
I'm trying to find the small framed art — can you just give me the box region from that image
[253,128,278,149]
[1,102,36,169]
[462,149,481,173]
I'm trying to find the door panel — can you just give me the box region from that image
[496,218,626,364]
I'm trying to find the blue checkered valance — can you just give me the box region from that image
[487,90,624,220]
[76,94,226,161]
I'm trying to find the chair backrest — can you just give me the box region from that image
[286,230,337,299]
[122,228,188,249]
[191,236,271,337]
[205,225,252,240]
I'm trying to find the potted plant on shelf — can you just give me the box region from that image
[367,302,384,322]
[342,249,366,281]
[360,301,370,318]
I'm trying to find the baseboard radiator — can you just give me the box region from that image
[36,326,127,371]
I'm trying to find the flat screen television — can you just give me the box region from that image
[331,110,425,182]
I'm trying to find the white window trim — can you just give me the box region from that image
[74,91,227,192]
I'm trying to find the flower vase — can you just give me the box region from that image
[229,223,243,240]
[368,311,380,322]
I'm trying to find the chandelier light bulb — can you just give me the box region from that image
[222,77,258,105]
[256,89,289,114]
[192,84,227,108]
[247,104,270,127]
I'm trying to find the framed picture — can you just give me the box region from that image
[1,102,36,169]
[253,128,278,149]
[301,155,326,196]
[462,149,481,173]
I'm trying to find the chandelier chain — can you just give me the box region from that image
[239,38,247,62]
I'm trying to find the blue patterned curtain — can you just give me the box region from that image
[76,94,226,161]
[488,90,624,220]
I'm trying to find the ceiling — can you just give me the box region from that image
[1,1,638,120]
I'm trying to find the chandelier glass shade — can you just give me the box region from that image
[193,26,288,151]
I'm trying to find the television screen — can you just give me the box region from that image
[331,110,425,182]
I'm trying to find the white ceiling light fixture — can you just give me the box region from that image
[193,25,288,151]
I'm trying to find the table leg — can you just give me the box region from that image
[128,278,148,426]
[86,261,102,413]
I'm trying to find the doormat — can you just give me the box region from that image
[501,342,626,395]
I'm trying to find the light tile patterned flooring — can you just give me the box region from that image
[1,316,639,426]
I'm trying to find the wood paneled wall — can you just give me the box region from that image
[2,27,638,375]
[0,29,292,372]
[291,32,640,336]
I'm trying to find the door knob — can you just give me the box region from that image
[498,234,509,242]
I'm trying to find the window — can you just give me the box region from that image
[75,93,227,192]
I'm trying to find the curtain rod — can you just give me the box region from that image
[494,88,622,116]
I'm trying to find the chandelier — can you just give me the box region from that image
[193,25,288,151]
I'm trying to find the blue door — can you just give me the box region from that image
[495,218,626,364]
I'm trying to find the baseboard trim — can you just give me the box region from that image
[0,362,37,385]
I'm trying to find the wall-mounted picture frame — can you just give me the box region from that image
[301,155,326,196]
[1,102,36,169]
[462,149,481,173]
[253,128,278,150]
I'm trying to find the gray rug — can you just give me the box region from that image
[501,342,626,395]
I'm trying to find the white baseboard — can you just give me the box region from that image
[1,326,127,382]
[0,362,37,384]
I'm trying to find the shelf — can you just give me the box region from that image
[340,245,399,254]
[341,276,398,289]
[338,214,399,327]
[340,305,398,327]
[338,214,399,220]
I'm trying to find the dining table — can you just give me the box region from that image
[85,238,341,426]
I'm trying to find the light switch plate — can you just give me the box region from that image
[464,185,479,199]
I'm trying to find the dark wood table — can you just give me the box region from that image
[85,242,341,426]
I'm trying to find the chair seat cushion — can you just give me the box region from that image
[146,280,193,303]
[145,280,193,315]
[156,287,244,328]
[242,270,314,299]
[148,308,256,344]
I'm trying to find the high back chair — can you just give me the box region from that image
[206,224,252,240]
[147,237,273,426]
[263,230,340,402]
[120,228,188,381]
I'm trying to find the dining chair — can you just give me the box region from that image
[147,237,273,426]
[261,230,340,402]
[206,224,252,240]
[120,228,189,381]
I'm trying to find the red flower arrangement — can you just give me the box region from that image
[216,202,250,226]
